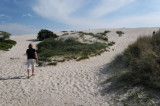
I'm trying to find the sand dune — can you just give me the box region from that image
[0,27,159,106]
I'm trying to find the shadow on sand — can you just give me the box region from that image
[98,61,160,105]
[97,62,141,105]
[98,62,124,94]
[0,76,27,80]
[98,64,126,100]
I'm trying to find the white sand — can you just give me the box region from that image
[0,27,159,106]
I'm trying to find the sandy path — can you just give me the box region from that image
[0,28,159,106]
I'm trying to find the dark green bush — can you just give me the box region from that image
[97,32,106,36]
[77,55,89,61]
[116,31,124,37]
[0,31,11,39]
[104,30,110,34]
[108,41,115,46]
[37,29,58,41]
[0,39,16,50]
[87,33,108,41]
[97,31,110,36]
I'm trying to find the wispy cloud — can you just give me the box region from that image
[33,0,84,21]
[0,14,10,18]
[0,14,5,17]
[22,13,33,17]
[90,0,134,18]
[0,23,38,35]
[112,12,160,27]
[32,0,160,29]
[0,14,12,23]
[33,0,136,29]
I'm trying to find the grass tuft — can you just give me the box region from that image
[116,31,124,37]
[48,61,58,66]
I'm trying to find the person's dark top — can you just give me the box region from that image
[26,48,36,59]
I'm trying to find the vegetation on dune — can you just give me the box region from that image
[37,29,58,41]
[36,38,110,65]
[104,30,110,34]
[78,30,110,41]
[102,31,160,105]
[116,31,124,37]
[61,31,70,36]
[0,31,16,51]
[0,31,11,39]
[0,39,17,50]
[112,34,160,89]
[36,30,115,65]
[97,30,110,36]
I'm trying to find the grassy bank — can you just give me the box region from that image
[37,37,113,65]
[102,31,160,105]
[0,31,16,50]
[0,39,16,51]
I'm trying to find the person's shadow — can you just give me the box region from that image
[0,76,26,80]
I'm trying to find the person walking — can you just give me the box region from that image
[26,43,38,79]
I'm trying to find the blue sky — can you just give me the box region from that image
[0,0,160,35]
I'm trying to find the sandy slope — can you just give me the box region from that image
[0,27,159,106]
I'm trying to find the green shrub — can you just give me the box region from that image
[87,32,95,36]
[102,37,108,41]
[0,31,16,50]
[87,33,108,41]
[108,41,115,46]
[97,32,106,36]
[37,29,58,41]
[78,31,85,34]
[0,38,16,50]
[116,31,124,37]
[104,30,110,34]
[0,31,11,39]
[97,31,110,36]
[77,55,89,61]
